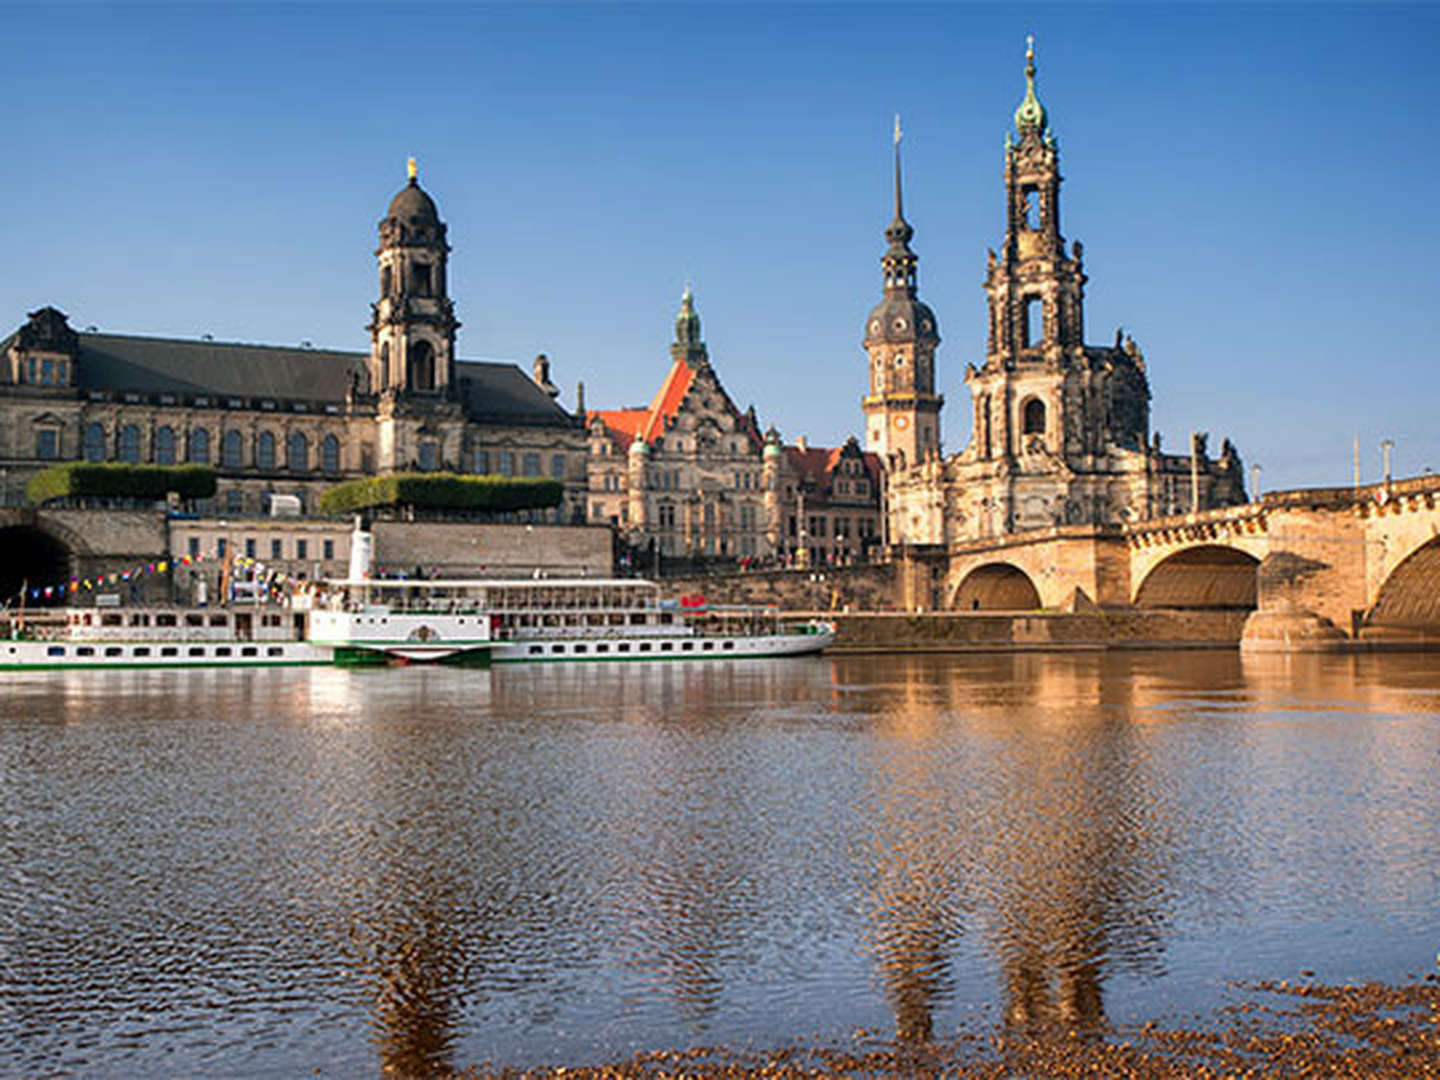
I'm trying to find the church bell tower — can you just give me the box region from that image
[862,118,942,471]
[367,159,460,401]
[970,38,1089,462]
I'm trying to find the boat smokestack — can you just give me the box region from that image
[347,516,374,580]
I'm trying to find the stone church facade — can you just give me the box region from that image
[586,289,882,565]
[880,43,1246,546]
[0,163,588,520]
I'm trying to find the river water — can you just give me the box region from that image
[2,651,1438,1075]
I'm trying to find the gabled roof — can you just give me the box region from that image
[640,359,697,443]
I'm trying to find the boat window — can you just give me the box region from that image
[618,644,630,652]
[188,647,205,657]
[723,641,735,650]
[105,647,122,657]
[101,614,123,627]
[702,642,714,651]
[597,644,609,653]
[47,646,65,657]
[660,614,673,625]
[529,646,543,655]
[682,642,694,652]
[186,614,204,627]
[161,647,178,657]
[241,647,257,657]
[216,647,231,657]
[134,647,151,657]
[155,614,177,627]
[77,647,95,657]
[551,645,565,653]
[574,644,587,653]
[629,614,646,625]
[639,643,651,652]
[661,643,673,652]
[210,615,227,627]
[129,614,146,626]
[267,647,283,656]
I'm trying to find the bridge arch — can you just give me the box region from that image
[1133,544,1258,609]
[1366,536,1440,633]
[0,522,79,608]
[952,562,1042,611]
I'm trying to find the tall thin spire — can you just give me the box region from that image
[407,156,418,183]
[893,113,904,222]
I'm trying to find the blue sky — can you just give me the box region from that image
[5,3,1438,491]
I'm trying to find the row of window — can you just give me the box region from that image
[41,644,288,659]
[523,639,738,657]
[186,535,337,562]
[79,424,344,471]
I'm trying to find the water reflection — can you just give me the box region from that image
[2,652,1439,1075]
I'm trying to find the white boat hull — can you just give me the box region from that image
[0,638,329,670]
[489,625,834,663]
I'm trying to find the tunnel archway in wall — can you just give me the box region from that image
[0,526,73,609]
[953,563,1042,611]
[1366,537,1440,633]
[1134,545,1258,609]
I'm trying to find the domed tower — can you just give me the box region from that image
[862,118,942,471]
[367,159,460,400]
[671,285,709,369]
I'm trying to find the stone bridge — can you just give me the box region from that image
[896,474,1440,647]
[0,507,170,607]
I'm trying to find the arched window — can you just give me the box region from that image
[1023,187,1040,230]
[321,434,340,472]
[379,344,390,389]
[189,427,210,464]
[257,431,276,471]
[83,422,106,462]
[1024,296,1044,347]
[408,340,435,392]
[286,431,308,472]
[1023,398,1047,435]
[154,425,177,464]
[119,424,141,463]
[381,265,392,296]
[222,429,244,469]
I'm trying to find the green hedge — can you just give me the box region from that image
[317,473,564,516]
[28,463,218,505]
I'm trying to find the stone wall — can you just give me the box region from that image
[829,609,1248,651]
[661,562,898,612]
[373,521,612,578]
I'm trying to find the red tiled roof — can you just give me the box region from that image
[588,359,698,450]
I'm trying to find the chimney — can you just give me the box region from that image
[796,435,808,453]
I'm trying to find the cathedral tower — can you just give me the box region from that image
[863,119,942,470]
[969,37,1091,463]
[367,159,460,400]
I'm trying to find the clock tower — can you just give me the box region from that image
[862,119,942,471]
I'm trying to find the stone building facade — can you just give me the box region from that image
[586,290,882,565]
[0,163,588,521]
[883,43,1246,547]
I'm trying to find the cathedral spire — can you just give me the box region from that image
[1014,34,1049,136]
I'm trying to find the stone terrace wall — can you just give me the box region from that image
[829,609,1248,651]
[661,563,898,612]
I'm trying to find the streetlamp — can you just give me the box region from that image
[1250,463,1262,503]
[1381,439,1395,486]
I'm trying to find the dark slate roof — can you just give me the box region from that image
[44,330,575,425]
[456,360,577,425]
[74,331,361,400]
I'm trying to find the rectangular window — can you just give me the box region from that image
[245,538,256,559]
[35,429,59,460]
[323,539,334,561]
[188,537,200,558]
[472,449,489,474]
[161,646,178,657]
[296,539,308,560]
[522,452,540,476]
[271,539,282,559]
[216,538,227,558]
[551,453,566,478]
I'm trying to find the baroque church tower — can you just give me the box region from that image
[883,40,1245,550]
[863,119,942,471]
[367,159,460,403]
